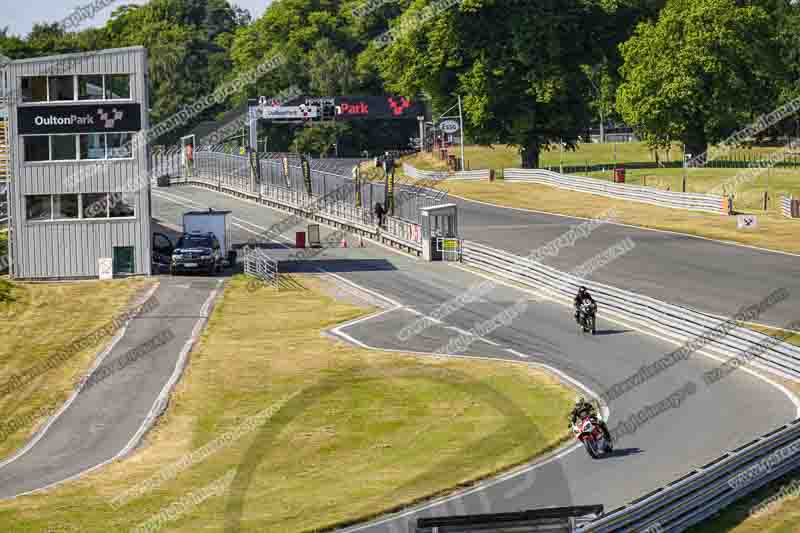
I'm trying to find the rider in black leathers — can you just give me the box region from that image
[569,397,612,441]
[574,286,595,323]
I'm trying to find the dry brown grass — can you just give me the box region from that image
[0,278,155,459]
[0,275,574,532]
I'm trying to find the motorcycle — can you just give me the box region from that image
[573,415,613,458]
[577,301,597,335]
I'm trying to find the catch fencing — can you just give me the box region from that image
[504,169,732,215]
[781,196,799,218]
[186,151,446,226]
[169,151,425,254]
[461,239,800,532]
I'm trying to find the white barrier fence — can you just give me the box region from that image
[403,163,492,181]
[504,169,732,215]
[781,196,798,219]
[451,169,492,181]
[403,163,450,181]
[461,239,800,532]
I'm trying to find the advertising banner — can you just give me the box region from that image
[301,156,312,196]
[260,106,318,119]
[334,96,425,120]
[385,167,395,216]
[353,165,362,208]
[18,103,142,134]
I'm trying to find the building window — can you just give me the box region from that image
[83,193,109,218]
[80,134,107,160]
[78,75,105,100]
[51,135,78,161]
[23,133,135,163]
[109,192,135,217]
[53,194,80,219]
[105,75,130,100]
[24,136,50,162]
[108,133,133,159]
[48,76,75,101]
[26,195,52,221]
[20,74,131,103]
[21,77,48,103]
[25,192,135,222]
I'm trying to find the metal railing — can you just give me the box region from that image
[504,169,732,215]
[243,247,278,286]
[461,239,800,532]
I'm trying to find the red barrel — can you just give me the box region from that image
[295,231,306,249]
[613,166,626,183]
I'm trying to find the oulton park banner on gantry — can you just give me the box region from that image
[333,95,425,120]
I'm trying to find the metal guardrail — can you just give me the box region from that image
[577,420,800,532]
[780,196,799,218]
[461,240,800,532]
[243,247,278,285]
[462,241,800,379]
[415,506,604,533]
[503,169,732,215]
[403,163,450,181]
[451,169,492,181]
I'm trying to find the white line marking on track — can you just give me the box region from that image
[317,270,609,533]
[0,282,170,498]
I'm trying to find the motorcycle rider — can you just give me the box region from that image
[574,286,595,323]
[569,397,612,442]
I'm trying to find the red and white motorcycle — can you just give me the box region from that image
[573,415,613,459]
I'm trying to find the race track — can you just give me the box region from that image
[452,195,800,330]
[152,186,798,528]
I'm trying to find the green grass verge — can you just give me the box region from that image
[0,278,155,459]
[0,275,573,532]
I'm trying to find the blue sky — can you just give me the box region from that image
[4,1,271,38]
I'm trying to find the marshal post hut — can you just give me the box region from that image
[1,47,152,279]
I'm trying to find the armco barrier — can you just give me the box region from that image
[462,240,800,532]
[504,169,732,215]
[403,163,493,181]
[403,163,450,181]
[462,241,800,380]
[451,169,492,181]
[780,195,799,219]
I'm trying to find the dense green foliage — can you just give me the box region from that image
[3,0,800,161]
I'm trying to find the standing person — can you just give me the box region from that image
[374,202,386,228]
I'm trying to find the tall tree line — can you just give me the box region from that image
[3,0,800,163]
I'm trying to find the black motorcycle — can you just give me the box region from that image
[577,301,597,335]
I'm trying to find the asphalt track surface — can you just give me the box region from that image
[150,186,797,528]
[0,276,221,499]
[450,195,800,330]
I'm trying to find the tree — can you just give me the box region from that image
[369,0,626,168]
[616,0,779,159]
